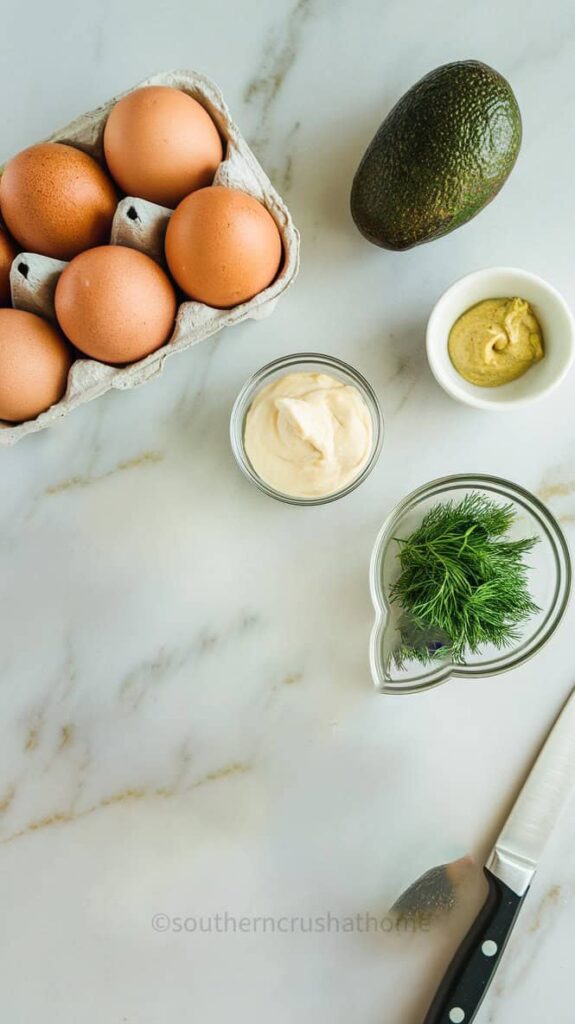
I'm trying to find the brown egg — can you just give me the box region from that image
[103,86,223,208]
[0,225,17,306]
[165,186,283,308]
[55,245,177,365]
[0,309,72,422]
[0,142,117,260]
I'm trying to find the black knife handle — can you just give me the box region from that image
[422,867,527,1024]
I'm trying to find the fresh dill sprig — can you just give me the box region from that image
[389,493,540,667]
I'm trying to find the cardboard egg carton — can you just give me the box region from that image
[0,69,300,445]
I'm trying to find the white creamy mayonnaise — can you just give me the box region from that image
[244,371,373,499]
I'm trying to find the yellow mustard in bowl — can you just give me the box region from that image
[448,297,544,387]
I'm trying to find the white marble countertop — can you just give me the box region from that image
[2,2,575,1021]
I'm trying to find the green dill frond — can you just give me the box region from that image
[390,493,540,667]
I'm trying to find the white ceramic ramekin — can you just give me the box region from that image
[426,267,575,411]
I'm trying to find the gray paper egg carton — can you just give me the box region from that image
[0,69,300,445]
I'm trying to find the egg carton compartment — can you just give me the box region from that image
[0,69,300,445]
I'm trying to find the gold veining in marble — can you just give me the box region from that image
[57,724,75,751]
[0,788,15,815]
[1,762,251,845]
[45,450,164,496]
[244,0,312,110]
[283,672,303,685]
[24,724,41,751]
[527,884,562,933]
[537,477,575,503]
[244,0,314,191]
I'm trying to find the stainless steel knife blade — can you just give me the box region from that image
[487,686,575,896]
[423,687,575,1024]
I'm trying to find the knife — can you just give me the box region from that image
[423,686,575,1024]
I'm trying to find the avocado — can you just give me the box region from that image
[350,61,522,251]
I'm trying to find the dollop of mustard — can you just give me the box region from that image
[448,297,544,387]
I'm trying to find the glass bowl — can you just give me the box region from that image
[370,474,571,695]
[230,353,384,506]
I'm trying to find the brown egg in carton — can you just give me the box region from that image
[0,69,300,446]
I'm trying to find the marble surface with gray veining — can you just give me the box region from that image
[1,1,575,1021]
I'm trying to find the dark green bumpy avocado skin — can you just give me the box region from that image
[350,61,522,251]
